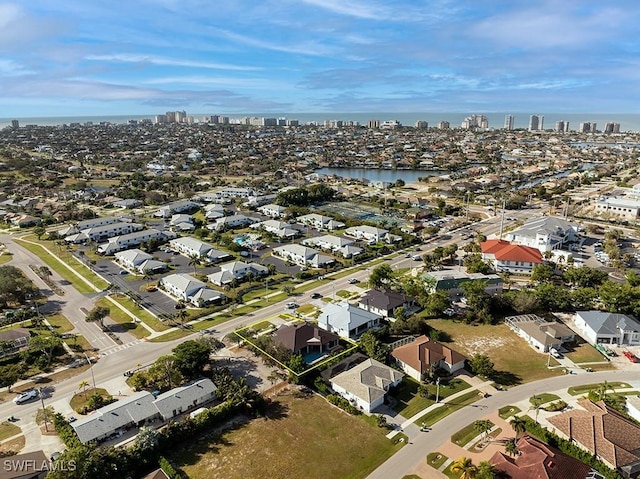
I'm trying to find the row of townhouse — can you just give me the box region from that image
[301,234,363,258]
[113,248,167,274]
[97,228,174,255]
[168,236,232,263]
[297,213,345,231]
[272,244,334,268]
[58,216,126,237]
[159,273,226,306]
[207,261,269,286]
[209,214,259,231]
[257,203,287,218]
[65,222,144,244]
[344,225,401,244]
[154,200,200,218]
[250,219,299,238]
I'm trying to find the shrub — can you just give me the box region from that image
[327,394,361,415]
[544,400,567,412]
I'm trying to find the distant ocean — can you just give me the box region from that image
[2,112,640,132]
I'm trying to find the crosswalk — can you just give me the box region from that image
[99,339,144,357]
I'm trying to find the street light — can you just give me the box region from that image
[83,352,96,391]
[435,377,441,403]
[38,388,49,432]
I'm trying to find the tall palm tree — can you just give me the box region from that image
[450,457,478,479]
[477,461,499,478]
[188,254,200,275]
[474,419,493,440]
[509,416,527,440]
[79,380,90,398]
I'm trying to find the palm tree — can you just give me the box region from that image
[450,457,478,479]
[504,438,519,457]
[474,419,493,440]
[595,380,610,401]
[529,395,544,423]
[79,380,90,398]
[477,461,498,479]
[188,254,200,275]
[509,416,527,440]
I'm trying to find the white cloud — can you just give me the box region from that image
[0,59,33,75]
[85,54,261,71]
[213,29,337,57]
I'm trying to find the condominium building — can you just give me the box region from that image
[504,115,514,130]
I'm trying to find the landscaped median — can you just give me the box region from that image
[413,389,482,427]
[392,376,471,419]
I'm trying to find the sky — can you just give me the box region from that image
[1,0,640,117]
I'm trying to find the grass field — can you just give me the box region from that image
[96,298,150,339]
[414,390,481,426]
[564,339,606,363]
[148,329,191,342]
[0,253,12,265]
[426,452,448,470]
[392,377,470,419]
[530,393,560,404]
[568,382,631,396]
[0,435,24,454]
[46,314,74,333]
[0,422,21,441]
[70,387,111,414]
[173,392,403,479]
[498,405,521,419]
[107,295,169,332]
[451,420,495,447]
[427,320,563,385]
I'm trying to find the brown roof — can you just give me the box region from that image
[490,435,592,479]
[547,399,640,469]
[0,327,30,342]
[0,450,49,479]
[141,469,170,479]
[481,239,543,263]
[390,335,466,374]
[272,322,340,353]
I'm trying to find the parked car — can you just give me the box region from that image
[13,390,39,404]
[285,302,299,309]
[310,292,322,299]
[443,308,456,317]
[348,278,359,284]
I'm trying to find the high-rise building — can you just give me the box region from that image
[504,115,514,130]
[11,119,19,129]
[555,120,569,132]
[461,114,488,130]
[604,122,620,133]
[415,121,428,129]
[529,115,544,131]
[367,120,380,129]
[438,121,450,129]
[579,122,597,133]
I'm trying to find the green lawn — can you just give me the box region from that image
[530,393,560,405]
[46,314,74,333]
[426,452,448,470]
[427,320,563,385]
[451,420,495,447]
[65,334,94,353]
[107,295,169,331]
[392,377,470,419]
[173,392,403,479]
[564,339,607,363]
[414,390,482,427]
[70,387,111,414]
[498,405,521,419]
[568,382,632,396]
[148,329,191,342]
[0,422,21,441]
[296,304,316,314]
[96,298,150,339]
[0,253,12,265]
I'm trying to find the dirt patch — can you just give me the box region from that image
[456,336,512,355]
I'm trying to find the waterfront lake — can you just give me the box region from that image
[315,167,441,183]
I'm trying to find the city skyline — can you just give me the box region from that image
[1,1,640,116]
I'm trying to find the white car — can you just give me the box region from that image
[285,302,299,309]
[13,389,39,404]
[348,278,359,284]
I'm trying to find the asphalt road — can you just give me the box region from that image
[367,370,640,479]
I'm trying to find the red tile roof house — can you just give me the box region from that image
[547,399,640,478]
[481,239,543,274]
[390,335,466,380]
[490,434,595,479]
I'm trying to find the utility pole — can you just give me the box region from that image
[39,388,49,432]
[435,377,441,403]
[84,353,96,391]
[499,199,506,239]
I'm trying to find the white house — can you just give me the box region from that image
[574,311,640,346]
[505,216,580,252]
[594,196,640,221]
[211,214,259,231]
[59,216,124,236]
[97,229,172,255]
[344,225,398,243]
[152,378,217,420]
[302,235,363,258]
[505,314,575,352]
[169,237,214,258]
[154,200,200,218]
[204,203,226,221]
[297,213,345,231]
[330,358,403,413]
[250,220,299,238]
[207,261,269,286]
[65,222,143,244]
[272,244,334,268]
[169,214,195,232]
[159,273,226,306]
[481,239,543,274]
[257,204,288,218]
[318,302,382,339]
[114,248,166,274]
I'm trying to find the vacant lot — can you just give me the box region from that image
[427,320,562,385]
[564,338,606,364]
[174,391,401,479]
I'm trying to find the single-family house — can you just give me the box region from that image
[391,335,466,379]
[481,239,543,274]
[0,327,30,356]
[318,302,382,339]
[257,204,288,218]
[505,216,580,252]
[574,311,640,346]
[548,399,640,478]
[97,229,171,255]
[152,378,217,420]
[506,314,575,352]
[422,270,503,298]
[272,244,334,268]
[490,435,595,479]
[272,322,340,356]
[113,198,143,209]
[250,220,299,238]
[358,289,413,319]
[0,451,51,479]
[159,273,226,306]
[329,358,404,413]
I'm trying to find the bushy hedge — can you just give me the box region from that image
[52,412,81,448]
[327,394,361,415]
[544,400,567,412]
[158,456,181,479]
[523,417,622,479]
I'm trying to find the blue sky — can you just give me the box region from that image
[1,0,639,116]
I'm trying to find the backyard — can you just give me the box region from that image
[173,391,402,479]
[427,320,563,385]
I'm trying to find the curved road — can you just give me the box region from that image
[367,370,640,479]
